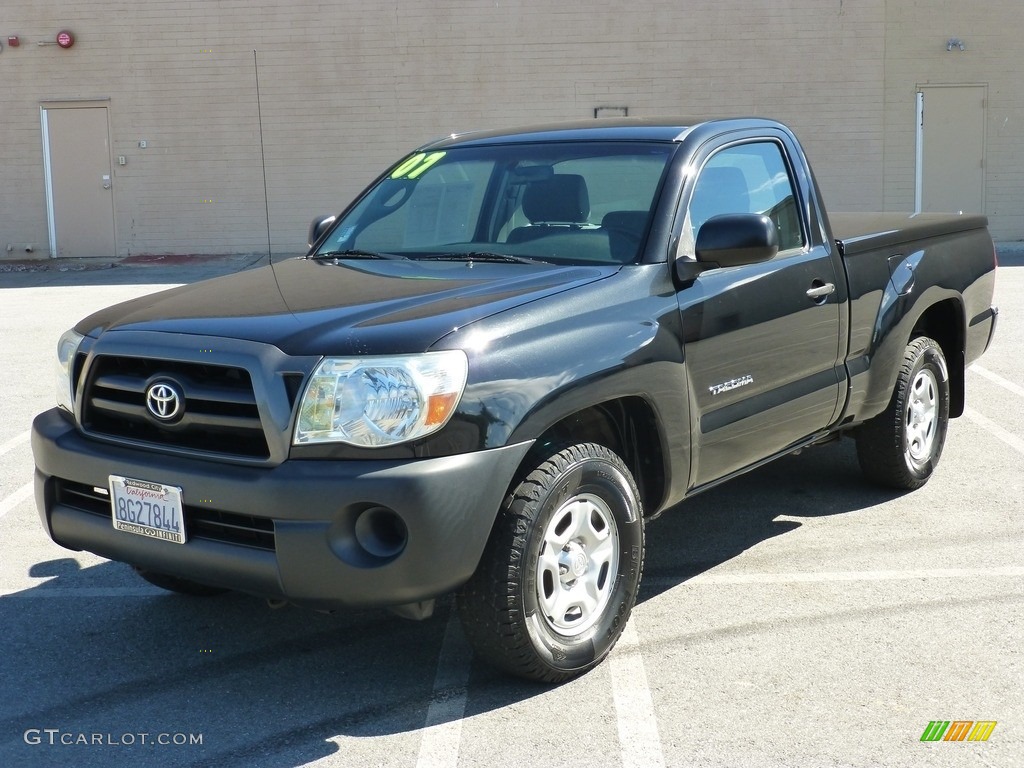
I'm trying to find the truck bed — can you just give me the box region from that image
[830,212,990,256]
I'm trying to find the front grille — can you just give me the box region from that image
[81,356,270,459]
[56,480,276,551]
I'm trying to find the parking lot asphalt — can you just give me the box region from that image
[0,246,1021,767]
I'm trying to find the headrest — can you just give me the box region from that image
[601,210,648,234]
[691,166,750,218]
[522,175,591,223]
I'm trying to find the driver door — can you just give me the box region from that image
[678,140,843,486]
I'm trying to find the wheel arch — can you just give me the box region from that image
[521,397,668,519]
[910,298,966,417]
[847,292,967,425]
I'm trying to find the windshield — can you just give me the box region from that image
[314,141,674,265]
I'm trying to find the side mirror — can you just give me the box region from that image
[694,213,779,268]
[307,215,337,249]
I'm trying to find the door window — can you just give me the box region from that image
[682,142,805,256]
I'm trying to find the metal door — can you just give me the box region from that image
[41,105,117,258]
[917,86,986,214]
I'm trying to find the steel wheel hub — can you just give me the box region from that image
[905,368,938,463]
[536,493,619,637]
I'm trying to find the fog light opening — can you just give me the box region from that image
[354,506,408,559]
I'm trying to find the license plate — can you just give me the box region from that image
[108,475,186,544]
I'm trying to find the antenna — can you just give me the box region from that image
[254,50,273,263]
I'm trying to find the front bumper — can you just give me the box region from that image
[32,408,532,609]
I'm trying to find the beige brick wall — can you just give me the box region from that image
[0,1,1019,259]
[883,0,1024,238]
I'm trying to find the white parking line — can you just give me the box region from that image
[964,407,1024,455]
[415,612,472,768]
[610,618,665,768]
[0,481,33,521]
[0,429,30,457]
[970,364,1024,399]
[644,565,1024,588]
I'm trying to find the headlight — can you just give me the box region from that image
[294,351,468,447]
[56,329,85,413]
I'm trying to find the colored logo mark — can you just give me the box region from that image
[920,721,997,742]
[390,152,446,180]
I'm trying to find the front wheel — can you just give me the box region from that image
[855,336,950,490]
[458,443,644,683]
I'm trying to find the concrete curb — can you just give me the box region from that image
[0,253,276,274]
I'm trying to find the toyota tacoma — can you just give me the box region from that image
[32,118,998,682]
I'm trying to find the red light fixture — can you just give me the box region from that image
[56,30,75,49]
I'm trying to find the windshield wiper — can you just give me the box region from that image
[308,249,408,260]
[417,251,544,264]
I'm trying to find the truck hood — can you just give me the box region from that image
[77,257,619,356]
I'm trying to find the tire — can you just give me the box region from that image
[133,566,229,597]
[855,336,950,490]
[458,442,644,683]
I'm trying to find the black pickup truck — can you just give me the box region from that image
[32,118,998,682]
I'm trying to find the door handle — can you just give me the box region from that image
[806,282,835,301]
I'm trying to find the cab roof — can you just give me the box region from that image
[422,117,784,149]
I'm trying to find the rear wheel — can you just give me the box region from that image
[855,336,950,490]
[458,442,644,683]
[133,567,228,596]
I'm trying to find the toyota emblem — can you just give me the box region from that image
[145,380,184,421]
